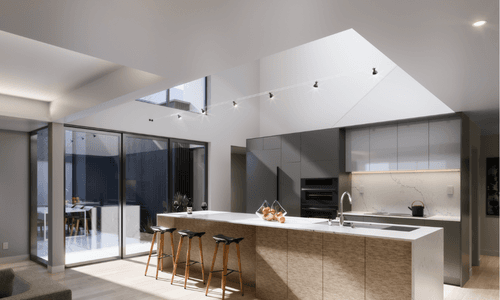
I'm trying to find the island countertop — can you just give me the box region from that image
[157,210,442,241]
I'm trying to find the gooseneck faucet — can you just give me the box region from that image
[338,191,352,226]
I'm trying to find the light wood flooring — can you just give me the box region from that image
[1,255,498,299]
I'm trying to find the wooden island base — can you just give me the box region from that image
[158,213,443,300]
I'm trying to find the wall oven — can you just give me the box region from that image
[301,178,338,218]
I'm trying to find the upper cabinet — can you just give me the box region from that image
[398,121,429,170]
[346,128,370,172]
[429,119,461,170]
[369,125,397,171]
[346,117,461,172]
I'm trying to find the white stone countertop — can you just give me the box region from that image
[158,211,443,242]
[343,211,460,222]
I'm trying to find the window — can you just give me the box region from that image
[137,77,207,114]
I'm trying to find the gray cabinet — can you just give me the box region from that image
[246,138,281,213]
[425,220,461,286]
[369,125,398,171]
[263,136,281,150]
[398,121,429,170]
[429,119,461,169]
[346,128,370,172]
[281,134,300,163]
[300,128,339,178]
[279,162,301,217]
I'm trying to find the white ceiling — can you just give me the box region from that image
[0,30,121,102]
[0,0,497,134]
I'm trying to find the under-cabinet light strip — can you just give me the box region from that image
[351,169,460,174]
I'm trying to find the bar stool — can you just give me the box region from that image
[206,234,244,299]
[171,230,206,288]
[145,226,177,280]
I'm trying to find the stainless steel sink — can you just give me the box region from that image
[326,221,419,232]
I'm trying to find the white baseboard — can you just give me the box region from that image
[0,254,29,264]
[481,249,499,257]
[48,264,65,273]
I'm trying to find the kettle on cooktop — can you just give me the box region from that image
[408,200,425,217]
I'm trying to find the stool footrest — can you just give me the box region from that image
[209,269,240,276]
[176,260,200,267]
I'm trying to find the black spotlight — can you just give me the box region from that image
[372,68,378,75]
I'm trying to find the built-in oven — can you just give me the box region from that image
[301,178,338,218]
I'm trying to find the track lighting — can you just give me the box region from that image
[201,108,207,115]
[233,101,238,107]
[177,114,181,119]
[372,68,378,75]
[269,92,274,99]
[313,81,318,88]
[148,119,153,122]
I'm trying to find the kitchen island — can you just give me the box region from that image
[158,211,443,300]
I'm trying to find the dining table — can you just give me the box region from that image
[37,204,95,241]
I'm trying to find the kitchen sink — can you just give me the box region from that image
[326,221,419,232]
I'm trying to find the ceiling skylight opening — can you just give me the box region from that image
[473,20,486,27]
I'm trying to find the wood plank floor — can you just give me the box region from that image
[1,255,498,299]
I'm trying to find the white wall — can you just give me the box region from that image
[479,134,499,256]
[258,29,452,136]
[69,61,261,211]
[0,130,29,259]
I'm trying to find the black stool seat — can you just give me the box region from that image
[151,226,176,233]
[213,234,244,244]
[178,229,205,238]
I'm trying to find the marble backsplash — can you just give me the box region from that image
[351,171,461,217]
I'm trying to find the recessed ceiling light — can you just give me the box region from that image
[473,20,486,27]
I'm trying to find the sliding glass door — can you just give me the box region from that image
[30,126,207,267]
[64,129,121,265]
[124,135,169,256]
[29,128,49,263]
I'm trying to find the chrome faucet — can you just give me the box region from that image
[335,191,352,226]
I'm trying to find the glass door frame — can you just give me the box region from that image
[63,126,123,267]
[122,133,170,258]
[29,126,49,266]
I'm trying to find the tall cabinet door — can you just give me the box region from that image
[246,137,281,213]
[429,119,461,170]
[346,128,370,172]
[280,134,301,217]
[369,125,397,171]
[398,121,429,170]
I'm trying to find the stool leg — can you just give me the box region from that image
[170,232,176,266]
[222,244,229,300]
[156,233,163,280]
[198,237,205,284]
[145,232,157,276]
[184,238,192,289]
[160,233,165,272]
[205,242,219,296]
[171,236,184,285]
[236,243,244,296]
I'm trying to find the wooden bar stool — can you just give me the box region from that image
[206,234,244,299]
[171,230,206,289]
[145,226,177,280]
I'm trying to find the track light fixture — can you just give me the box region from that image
[269,92,274,99]
[372,68,378,75]
[148,119,153,122]
[177,114,181,119]
[313,81,318,88]
[233,101,238,107]
[201,108,207,115]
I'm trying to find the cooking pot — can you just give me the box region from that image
[408,200,425,217]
